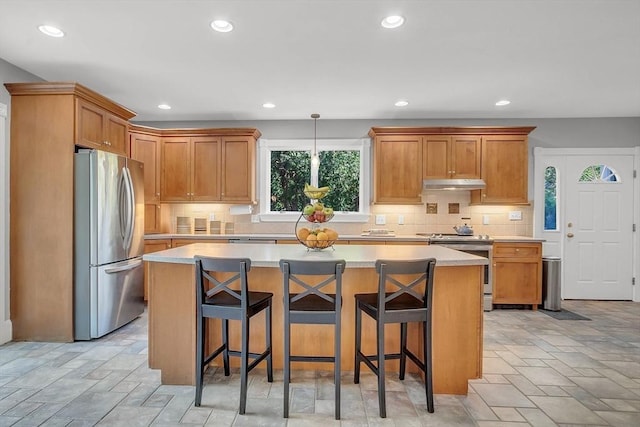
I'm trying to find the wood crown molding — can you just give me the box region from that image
[129,123,262,139]
[4,81,136,120]
[368,126,537,137]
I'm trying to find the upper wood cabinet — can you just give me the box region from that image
[221,135,256,202]
[161,136,220,202]
[159,129,259,203]
[76,98,129,155]
[423,135,481,179]
[130,128,163,233]
[470,134,530,205]
[370,127,535,205]
[130,130,161,203]
[371,133,423,204]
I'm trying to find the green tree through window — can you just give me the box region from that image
[270,150,360,212]
[544,166,557,230]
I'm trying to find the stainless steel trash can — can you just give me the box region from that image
[542,256,562,311]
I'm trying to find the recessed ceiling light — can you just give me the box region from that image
[38,25,64,38]
[381,15,405,29]
[210,20,234,33]
[157,104,171,110]
[262,102,276,109]
[495,99,511,106]
[395,100,409,107]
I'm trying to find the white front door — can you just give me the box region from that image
[534,148,637,301]
[563,156,634,299]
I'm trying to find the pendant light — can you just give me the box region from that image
[310,113,320,186]
[311,113,320,168]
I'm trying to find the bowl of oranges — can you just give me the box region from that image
[296,226,339,250]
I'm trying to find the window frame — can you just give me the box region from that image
[258,138,370,223]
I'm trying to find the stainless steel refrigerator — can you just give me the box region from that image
[74,149,145,340]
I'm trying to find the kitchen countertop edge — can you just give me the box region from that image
[143,242,489,268]
[145,233,543,243]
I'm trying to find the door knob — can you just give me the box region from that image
[567,232,574,238]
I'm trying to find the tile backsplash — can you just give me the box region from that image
[159,191,533,237]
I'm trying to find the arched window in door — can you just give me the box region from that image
[544,166,557,231]
[578,164,620,183]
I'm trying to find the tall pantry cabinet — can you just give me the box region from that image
[4,82,136,341]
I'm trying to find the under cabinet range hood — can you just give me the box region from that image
[423,178,486,190]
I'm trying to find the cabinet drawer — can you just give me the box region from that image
[493,243,540,258]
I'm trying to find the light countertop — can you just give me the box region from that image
[143,242,489,268]
[145,233,543,243]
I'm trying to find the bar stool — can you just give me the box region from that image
[279,259,346,420]
[354,258,436,418]
[194,256,273,414]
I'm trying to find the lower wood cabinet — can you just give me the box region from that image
[492,242,542,308]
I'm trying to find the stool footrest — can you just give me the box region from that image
[204,344,227,366]
[226,348,272,372]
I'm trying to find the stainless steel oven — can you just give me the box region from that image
[420,234,494,311]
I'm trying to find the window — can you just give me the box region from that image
[544,166,557,231]
[259,138,370,222]
[578,164,620,183]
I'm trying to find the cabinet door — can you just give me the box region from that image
[130,133,161,202]
[423,136,450,179]
[161,137,191,201]
[76,99,105,149]
[493,258,541,305]
[451,135,481,178]
[191,136,221,201]
[374,135,422,203]
[105,115,128,156]
[221,137,255,202]
[473,135,528,204]
[144,203,162,233]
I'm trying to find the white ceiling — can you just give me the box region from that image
[1,0,639,122]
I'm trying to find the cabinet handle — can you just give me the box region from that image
[156,192,160,196]
[567,232,574,238]
[451,170,455,174]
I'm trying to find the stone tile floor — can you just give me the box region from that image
[0,300,639,426]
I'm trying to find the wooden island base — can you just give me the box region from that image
[147,259,483,395]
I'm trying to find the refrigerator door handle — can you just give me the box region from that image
[123,166,135,251]
[104,259,143,274]
[117,168,127,242]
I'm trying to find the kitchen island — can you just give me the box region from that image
[144,243,488,394]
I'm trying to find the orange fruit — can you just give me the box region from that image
[325,228,338,241]
[297,227,310,241]
[305,234,317,248]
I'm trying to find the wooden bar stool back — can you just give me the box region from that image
[194,256,273,414]
[354,258,436,418]
[279,259,346,420]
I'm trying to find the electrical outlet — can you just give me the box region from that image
[375,214,386,225]
[251,215,260,223]
[398,215,404,225]
[483,215,490,225]
[509,211,522,221]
